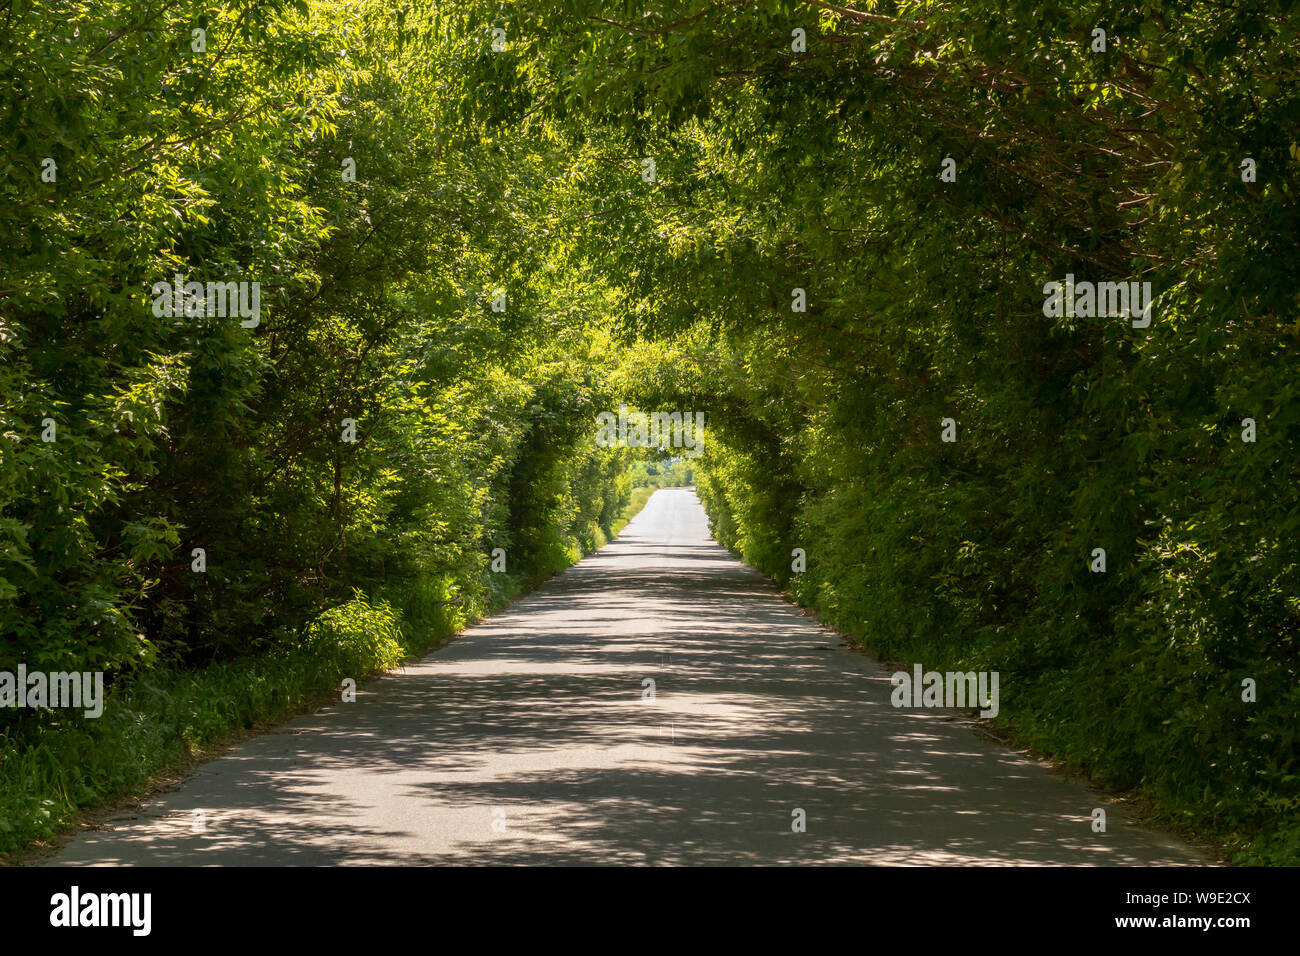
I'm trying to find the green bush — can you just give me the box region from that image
[304,595,406,678]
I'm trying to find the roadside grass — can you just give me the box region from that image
[0,563,578,860]
[611,484,664,537]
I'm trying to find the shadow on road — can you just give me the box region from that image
[50,490,1203,866]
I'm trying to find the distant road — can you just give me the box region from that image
[52,488,1204,865]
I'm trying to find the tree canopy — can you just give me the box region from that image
[2,0,1296,862]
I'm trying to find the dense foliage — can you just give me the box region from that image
[0,0,631,850]
[493,0,1298,861]
[629,457,694,490]
[2,0,1296,862]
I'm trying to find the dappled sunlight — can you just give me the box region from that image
[52,489,1203,867]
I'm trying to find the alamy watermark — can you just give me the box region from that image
[1042,274,1153,328]
[891,665,999,719]
[50,886,150,936]
[596,404,704,459]
[0,665,104,718]
[150,272,260,327]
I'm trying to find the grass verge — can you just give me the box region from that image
[0,558,595,860]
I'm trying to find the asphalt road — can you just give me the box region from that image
[51,488,1204,865]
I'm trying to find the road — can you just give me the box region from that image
[51,488,1204,865]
